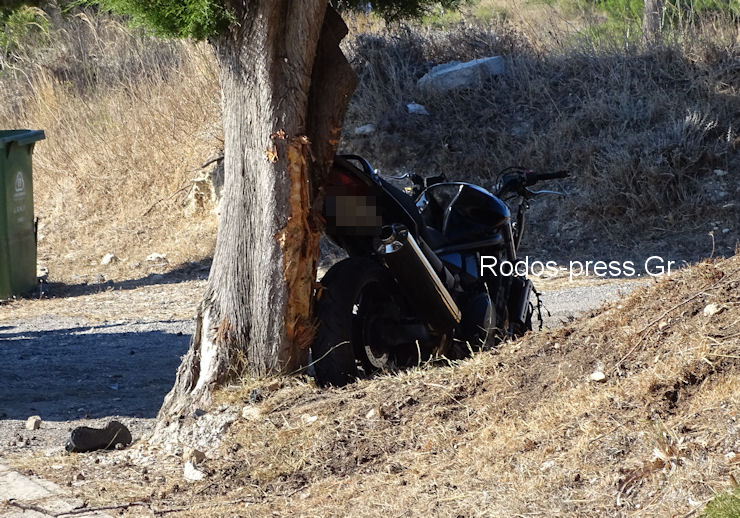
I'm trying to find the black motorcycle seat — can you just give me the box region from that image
[378,177,448,250]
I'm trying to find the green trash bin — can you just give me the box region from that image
[0,129,45,300]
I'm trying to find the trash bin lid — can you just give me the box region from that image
[0,130,46,148]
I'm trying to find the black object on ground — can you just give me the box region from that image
[65,420,132,453]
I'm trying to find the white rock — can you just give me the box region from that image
[540,460,556,471]
[241,406,262,421]
[406,103,430,115]
[714,169,728,176]
[589,371,607,382]
[722,228,730,234]
[183,461,206,482]
[26,415,42,430]
[301,414,318,425]
[354,124,377,136]
[100,253,118,266]
[703,303,722,317]
[37,266,49,282]
[146,253,168,264]
[417,56,505,93]
[366,408,377,419]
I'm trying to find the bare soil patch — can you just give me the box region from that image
[0,273,205,461]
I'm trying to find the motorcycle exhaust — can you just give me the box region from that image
[377,225,461,332]
[508,276,533,325]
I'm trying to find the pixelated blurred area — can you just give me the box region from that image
[324,191,382,235]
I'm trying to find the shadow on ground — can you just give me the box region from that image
[0,323,190,421]
[36,259,213,300]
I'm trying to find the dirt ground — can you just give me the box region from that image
[0,272,206,455]
[0,265,637,459]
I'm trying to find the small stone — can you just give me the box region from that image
[183,461,206,482]
[100,253,118,266]
[540,460,556,471]
[658,321,669,331]
[722,228,730,234]
[146,253,169,264]
[714,169,728,176]
[589,371,607,382]
[366,408,377,419]
[406,103,429,116]
[301,414,318,425]
[241,406,262,421]
[75,472,85,481]
[354,124,376,136]
[183,447,206,465]
[703,303,722,317]
[265,380,281,392]
[26,415,41,430]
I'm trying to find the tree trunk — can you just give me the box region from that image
[642,0,664,44]
[158,2,357,419]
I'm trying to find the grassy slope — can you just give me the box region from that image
[1,11,221,283]
[6,254,737,516]
[1,5,738,285]
[202,255,739,517]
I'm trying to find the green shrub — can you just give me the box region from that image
[701,487,740,518]
[0,6,50,62]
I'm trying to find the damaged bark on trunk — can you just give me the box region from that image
[158,2,357,419]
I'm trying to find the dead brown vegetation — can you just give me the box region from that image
[6,254,737,516]
[1,10,221,284]
[1,7,737,286]
[341,22,739,257]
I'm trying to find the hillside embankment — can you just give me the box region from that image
[0,6,737,285]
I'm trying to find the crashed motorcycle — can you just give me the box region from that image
[311,154,568,386]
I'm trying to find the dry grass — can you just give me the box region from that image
[5,254,737,516]
[1,6,739,518]
[341,19,739,256]
[1,5,737,288]
[1,9,221,284]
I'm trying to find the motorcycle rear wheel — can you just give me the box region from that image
[312,257,401,387]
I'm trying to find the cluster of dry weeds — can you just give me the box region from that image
[6,254,737,516]
[1,6,737,285]
[341,21,739,254]
[1,9,221,283]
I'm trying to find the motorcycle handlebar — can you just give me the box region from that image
[523,170,570,186]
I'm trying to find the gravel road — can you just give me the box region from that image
[0,273,640,456]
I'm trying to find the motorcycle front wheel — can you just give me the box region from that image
[311,257,402,387]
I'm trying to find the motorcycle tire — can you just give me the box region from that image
[312,257,400,387]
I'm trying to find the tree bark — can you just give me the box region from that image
[642,0,664,44]
[158,2,357,419]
